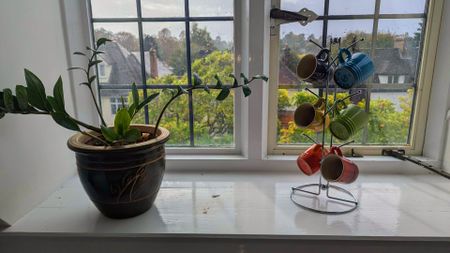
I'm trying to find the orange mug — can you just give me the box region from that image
[297,144,328,175]
[320,148,359,184]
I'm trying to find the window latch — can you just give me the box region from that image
[270,7,318,27]
[382,149,450,179]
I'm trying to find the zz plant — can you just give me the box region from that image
[0,38,268,146]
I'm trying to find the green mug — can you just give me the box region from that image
[330,104,368,141]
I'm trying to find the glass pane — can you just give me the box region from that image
[327,19,373,55]
[93,23,143,84]
[188,21,234,146]
[141,0,185,17]
[193,90,234,147]
[329,0,375,15]
[373,19,424,84]
[189,0,233,17]
[134,88,190,146]
[380,0,427,14]
[142,22,187,85]
[277,88,367,145]
[281,0,325,16]
[99,89,131,125]
[90,0,137,18]
[367,89,414,144]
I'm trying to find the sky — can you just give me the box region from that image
[91,0,427,42]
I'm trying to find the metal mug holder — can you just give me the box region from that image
[290,37,365,214]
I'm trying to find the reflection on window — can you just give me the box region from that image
[89,0,234,147]
[277,0,428,146]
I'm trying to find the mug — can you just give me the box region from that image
[297,144,328,175]
[320,148,359,184]
[294,98,330,132]
[333,48,374,89]
[330,104,368,141]
[297,49,333,86]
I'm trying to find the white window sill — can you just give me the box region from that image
[2,168,449,246]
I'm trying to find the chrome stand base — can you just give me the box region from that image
[290,180,358,214]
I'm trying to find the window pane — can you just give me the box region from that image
[189,21,234,146]
[142,22,187,85]
[380,0,427,14]
[327,19,373,55]
[329,0,375,15]
[367,89,414,144]
[373,19,424,84]
[193,90,234,147]
[93,23,143,84]
[91,0,137,18]
[99,89,131,125]
[189,0,233,17]
[141,0,185,17]
[281,0,324,16]
[132,88,191,146]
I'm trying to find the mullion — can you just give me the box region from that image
[184,0,195,147]
[136,0,150,124]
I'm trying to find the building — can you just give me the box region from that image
[96,41,172,123]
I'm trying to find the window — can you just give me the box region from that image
[88,0,235,147]
[110,97,128,114]
[269,0,432,155]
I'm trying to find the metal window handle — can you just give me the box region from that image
[270,7,318,26]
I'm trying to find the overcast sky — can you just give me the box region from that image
[91,0,426,42]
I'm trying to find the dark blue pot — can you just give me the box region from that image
[68,125,170,219]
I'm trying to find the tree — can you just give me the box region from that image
[114,32,139,52]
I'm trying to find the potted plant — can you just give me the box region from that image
[0,38,268,219]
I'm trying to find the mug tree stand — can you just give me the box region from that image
[290,37,363,214]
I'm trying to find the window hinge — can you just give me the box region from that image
[270,7,318,36]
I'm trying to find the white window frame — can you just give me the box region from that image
[267,0,443,156]
[62,0,448,171]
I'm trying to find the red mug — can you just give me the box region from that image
[320,148,359,184]
[297,144,329,175]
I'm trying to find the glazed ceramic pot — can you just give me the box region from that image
[67,125,170,219]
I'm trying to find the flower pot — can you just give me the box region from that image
[67,125,170,219]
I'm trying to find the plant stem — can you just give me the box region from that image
[86,52,107,127]
[81,131,111,146]
[153,92,182,137]
[72,117,102,133]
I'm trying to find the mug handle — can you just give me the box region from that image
[316,49,330,62]
[330,146,343,156]
[338,48,352,64]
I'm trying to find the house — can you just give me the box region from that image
[96,42,172,123]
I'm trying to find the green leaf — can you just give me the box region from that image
[177,86,188,95]
[240,73,249,84]
[0,91,4,108]
[214,74,223,88]
[193,73,202,86]
[15,85,28,111]
[51,112,80,131]
[131,82,139,106]
[96,38,112,48]
[216,87,230,101]
[135,92,159,114]
[0,111,5,119]
[203,84,210,93]
[3,88,14,112]
[88,60,102,68]
[124,128,141,143]
[47,96,59,112]
[88,75,96,84]
[251,74,269,82]
[73,51,86,56]
[128,103,136,117]
[101,126,119,142]
[229,73,238,87]
[53,76,65,112]
[24,69,49,111]
[114,108,131,136]
[242,85,252,97]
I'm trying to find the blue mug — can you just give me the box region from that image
[333,48,374,89]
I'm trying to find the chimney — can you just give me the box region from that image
[394,35,406,56]
[149,48,158,79]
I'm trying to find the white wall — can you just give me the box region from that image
[0,0,93,226]
[423,0,450,173]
